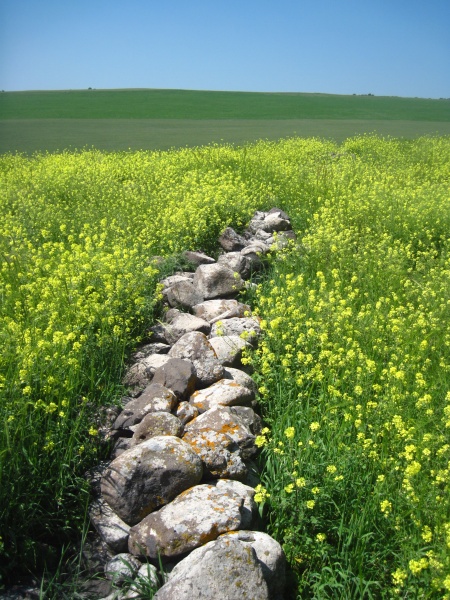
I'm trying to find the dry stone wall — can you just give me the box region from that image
[89,209,296,600]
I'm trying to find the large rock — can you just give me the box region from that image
[210,316,261,346]
[208,335,251,368]
[193,264,244,300]
[152,358,196,400]
[114,384,177,431]
[128,481,254,558]
[230,406,263,435]
[182,430,247,480]
[217,251,252,279]
[218,227,247,252]
[168,332,224,388]
[192,299,251,323]
[222,367,258,395]
[189,379,254,414]
[162,311,211,345]
[165,280,204,310]
[130,412,183,446]
[89,497,130,553]
[220,531,286,599]
[101,436,203,525]
[153,536,269,600]
[183,406,256,459]
[183,250,215,266]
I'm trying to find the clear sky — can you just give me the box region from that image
[0,0,449,98]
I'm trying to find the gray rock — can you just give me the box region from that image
[168,332,224,388]
[130,343,170,361]
[128,482,253,559]
[192,298,251,323]
[101,436,203,525]
[148,323,170,344]
[130,412,183,446]
[122,362,153,397]
[218,227,247,252]
[183,406,256,459]
[176,401,199,426]
[162,312,211,345]
[153,536,269,600]
[140,354,173,376]
[217,251,252,279]
[159,274,192,289]
[220,531,286,598]
[165,280,204,310]
[239,246,264,270]
[230,406,263,435]
[189,379,254,414]
[114,384,177,431]
[248,212,291,234]
[89,497,131,553]
[183,250,216,266]
[208,335,251,368]
[182,430,247,480]
[222,367,258,395]
[193,264,244,300]
[152,358,196,400]
[267,206,290,220]
[104,553,141,585]
[210,316,261,346]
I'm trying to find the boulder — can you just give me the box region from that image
[130,343,170,361]
[165,280,204,310]
[217,251,252,279]
[192,298,251,323]
[89,497,131,553]
[130,412,183,446]
[193,264,244,300]
[152,358,196,400]
[162,311,211,345]
[128,481,255,559]
[222,367,258,396]
[183,250,215,266]
[189,379,254,414]
[168,332,224,388]
[153,536,269,600]
[210,316,261,346]
[101,436,203,525]
[230,406,263,435]
[182,430,247,480]
[208,335,251,368]
[218,227,247,252]
[114,384,177,431]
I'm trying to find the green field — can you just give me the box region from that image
[1,89,449,154]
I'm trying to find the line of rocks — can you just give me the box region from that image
[88,209,295,600]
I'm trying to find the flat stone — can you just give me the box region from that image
[89,497,131,553]
[152,358,196,400]
[165,280,204,310]
[130,412,183,446]
[193,264,244,300]
[192,299,251,323]
[162,312,210,345]
[114,384,177,431]
[183,406,256,459]
[101,436,203,525]
[153,536,269,600]
[168,332,224,388]
[183,250,216,266]
[208,335,251,368]
[210,316,261,346]
[182,429,247,480]
[220,530,286,598]
[128,482,253,559]
[189,379,254,414]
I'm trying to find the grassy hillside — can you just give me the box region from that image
[1,89,450,121]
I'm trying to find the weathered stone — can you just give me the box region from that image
[101,436,203,525]
[183,250,215,266]
[217,251,252,279]
[168,332,224,388]
[122,362,152,396]
[230,406,263,435]
[104,553,141,585]
[130,412,183,446]
[218,227,247,252]
[148,323,169,344]
[183,406,256,459]
[182,430,247,480]
[193,264,244,300]
[89,498,131,553]
[165,280,204,310]
[111,437,133,459]
[210,316,261,346]
[131,343,170,362]
[153,536,269,600]
[123,563,160,598]
[159,274,192,289]
[192,298,251,323]
[176,401,199,426]
[222,367,258,396]
[162,312,211,345]
[140,354,173,375]
[267,206,290,220]
[189,379,254,414]
[114,384,177,431]
[220,530,286,598]
[128,482,252,558]
[152,358,196,400]
[248,211,291,234]
[214,479,257,529]
[208,335,251,368]
[239,246,264,270]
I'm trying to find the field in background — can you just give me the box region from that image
[1,136,449,598]
[1,89,449,154]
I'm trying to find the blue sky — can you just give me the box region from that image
[0,0,449,98]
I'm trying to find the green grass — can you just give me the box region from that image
[1,89,450,121]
